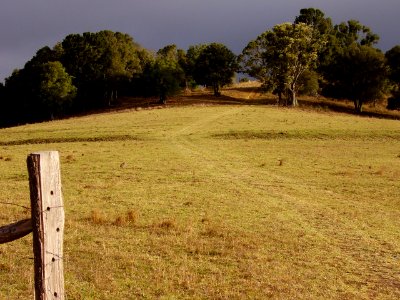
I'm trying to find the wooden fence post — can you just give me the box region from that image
[27,151,65,300]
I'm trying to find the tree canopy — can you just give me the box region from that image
[240,22,325,106]
[61,30,144,107]
[326,44,387,112]
[37,61,77,119]
[193,43,237,96]
[386,45,400,85]
[295,8,333,36]
[333,20,379,48]
[385,45,400,110]
[143,44,186,104]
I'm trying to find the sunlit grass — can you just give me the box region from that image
[0,103,399,299]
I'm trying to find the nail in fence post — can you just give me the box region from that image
[27,151,65,300]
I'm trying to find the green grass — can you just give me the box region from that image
[1,104,400,299]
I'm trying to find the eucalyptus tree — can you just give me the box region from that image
[151,44,185,103]
[192,43,237,96]
[333,20,379,48]
[4,53,76,122]
[386,45,400,86]
[295,8,333,36]
[294,8,335,76]
[99,31,144,104]
[182,44,207,89]
[326,45,387,113]
[61,30,143,107]
[37,61,77,119]
[24,45,63,69]
[385,45,400,109]
[0,82,8,127]
[317,17,383,105]
[240,22,325,106]
[3,45,64,123]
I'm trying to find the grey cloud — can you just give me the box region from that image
[1,0,399,82]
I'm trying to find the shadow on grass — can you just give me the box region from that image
[0,135,139,146]
[3,87,398,130]
[212,130,400,141]
[297,98,400,121]
[56,92,400,121]
[167,87,400,121]
[51,90,400,122]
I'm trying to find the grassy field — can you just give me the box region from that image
[0,96,400,299]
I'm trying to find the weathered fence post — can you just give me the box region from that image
[27,151,65,300]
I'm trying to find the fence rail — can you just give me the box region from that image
[0,218,32,244]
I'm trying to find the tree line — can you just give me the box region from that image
[240,8,400,113]
[0,8,399,127]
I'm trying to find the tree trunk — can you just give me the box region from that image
[290,83,298,107]
[277,91,282,105]
[354,99,363,113]
[108,90,113,107]
[213,83,221,96]
[290,91,297,107]
[159,94,166,104]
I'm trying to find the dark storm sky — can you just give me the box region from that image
[1,0,399,82]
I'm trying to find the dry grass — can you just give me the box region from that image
[0,93,399,299]
[89,209,107,225]
[87,209,139,227]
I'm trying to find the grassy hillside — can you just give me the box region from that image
[1,103,400,299]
